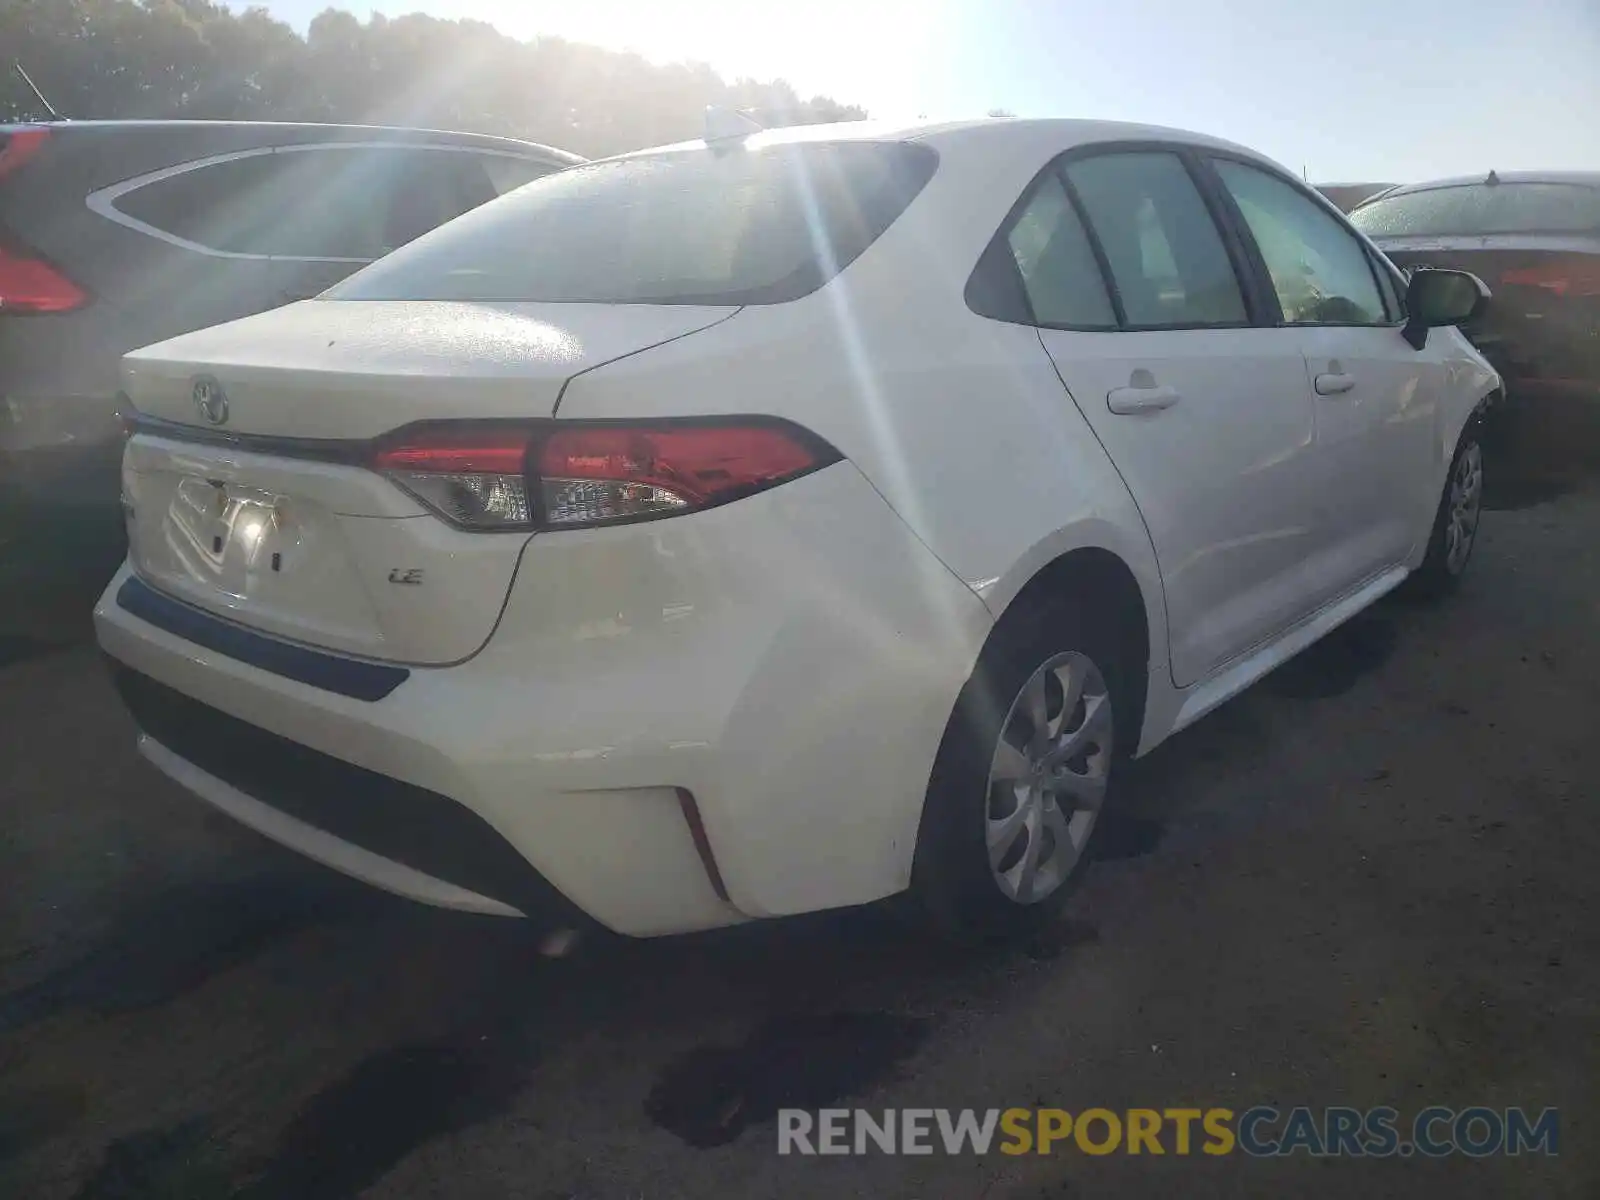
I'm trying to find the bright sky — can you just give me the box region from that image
[265,0,1600,183]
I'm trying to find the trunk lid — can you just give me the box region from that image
[121,299,736,439]
[119,299,735,664]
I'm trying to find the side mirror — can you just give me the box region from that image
[1402,268,1491,350]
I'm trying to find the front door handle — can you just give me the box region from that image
[1107,383,1181,414]
[1315,372,1356,396]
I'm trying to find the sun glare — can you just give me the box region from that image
[476,0,942,117]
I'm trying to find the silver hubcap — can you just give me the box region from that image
[1445,441,1483,574]
[986,650,1113,905]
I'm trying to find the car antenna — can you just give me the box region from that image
[12,61,67,121]
[704,106,762,148]
[1485,168,1500,186]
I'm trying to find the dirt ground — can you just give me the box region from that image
[1,391,1597,1199]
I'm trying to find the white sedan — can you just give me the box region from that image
[95,117,1498,942]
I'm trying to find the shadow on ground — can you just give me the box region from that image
[1483,384,1600,511]
[0,872,362,1036]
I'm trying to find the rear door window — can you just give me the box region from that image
[249,147,509,258]
[1063,152,1247,327]
[254,148,404,259]
[378,150,498,253]
[329,141,938,305]
[304,148,524,255]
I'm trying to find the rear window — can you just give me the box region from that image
[327,140,939,305]
[1350,182,1600,238]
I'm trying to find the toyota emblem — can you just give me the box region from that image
[193,376,229,425]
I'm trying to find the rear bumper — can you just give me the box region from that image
[94,462,994,936]
[136,731,526,919]
[114,663,571,921]
[97,583,756,935]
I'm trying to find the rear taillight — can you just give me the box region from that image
[371,420,837,531]
[0,240,86,313]
[0,129,50,182]
[0,129,84,314]
[1501,259,1600,299]
[372,426,534,530]
[537,425,826,526]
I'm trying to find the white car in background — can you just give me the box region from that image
[95,117,1499,942]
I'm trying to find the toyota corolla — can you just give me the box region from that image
[95,118,1500,942]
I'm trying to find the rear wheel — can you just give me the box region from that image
[912,599,1124,943]
[1407,426,1484,599]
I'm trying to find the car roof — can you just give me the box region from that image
[910,116,1276,161]
[608,115,1285,173]
[0,119,584,164]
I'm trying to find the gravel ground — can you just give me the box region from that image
[1,392,1597,1199]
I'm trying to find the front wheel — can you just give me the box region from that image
[1406,426,1485,599]
[911,599,1123,943]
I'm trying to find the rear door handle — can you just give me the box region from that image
[1314,372,1356,396]
[1107,384,1181,414]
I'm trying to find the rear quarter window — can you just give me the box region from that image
[111,147,560,261]
[328,140,938,305]
[113,153,284,255]
[996,174,1116,327]
[113,149,410,258]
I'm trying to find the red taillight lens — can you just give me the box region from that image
[537,424,825,527]
[0,130,79,315]
[0,129,50,182]
[0,241,86,313]
[1501,259,1600,299]
[370,420,835,531]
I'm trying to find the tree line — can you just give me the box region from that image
[0,0,868,157]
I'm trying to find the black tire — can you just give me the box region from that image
[910,596,1129,944]
[1405,422,1485,601]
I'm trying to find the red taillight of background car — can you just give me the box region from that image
[0,129,86,314]
[1501,258,1600,299]
[0,128,51,182]
[371,420,837,531]
[0,239,86,313]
